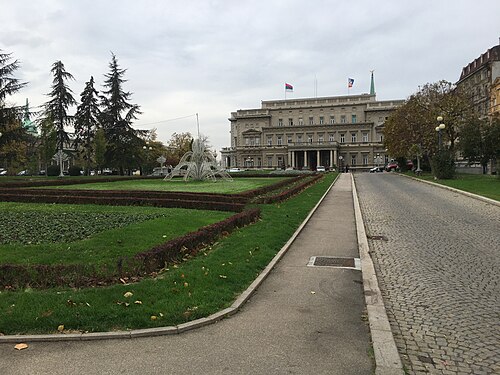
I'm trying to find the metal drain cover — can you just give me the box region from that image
[307,256,361,270]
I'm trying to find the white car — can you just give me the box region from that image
[228,168,241,172]
[316,166,326,172]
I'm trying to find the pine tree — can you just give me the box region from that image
[100,53,142,175]
[0,50,28,173]
[74,76,100,175]
[42,60,76,176]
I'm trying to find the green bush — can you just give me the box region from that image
[68,165,82,176]
[431,150,455,179]
[47,164,60,176]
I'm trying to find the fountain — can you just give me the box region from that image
[164,137,232,182]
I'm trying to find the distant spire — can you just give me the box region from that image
[370,70,375,95]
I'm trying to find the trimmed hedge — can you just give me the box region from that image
[253,175,323,204]
[0,208,261,289]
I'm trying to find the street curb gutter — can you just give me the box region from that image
[0,174,339,344]
[351,175,404,375]
[399,173,500,207]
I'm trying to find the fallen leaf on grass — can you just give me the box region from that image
[57,325,64,332]
[14,343,28,350]
[150,315,157,321]
[310,291,316,294]
[123,292,133,298]
[134,300,142,305]
[219,275,227,279]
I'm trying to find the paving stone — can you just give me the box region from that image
[355,174,500,375]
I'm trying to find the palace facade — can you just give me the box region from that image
[221,93,404,171]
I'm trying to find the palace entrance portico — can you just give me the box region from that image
[288,142,339,170]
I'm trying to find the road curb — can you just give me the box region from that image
[351,174,404,375]
[399,173,500,207]
[0,174,340,344]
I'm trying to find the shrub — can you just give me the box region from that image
[68,165,83,176]
[431,150,455,179]
[47,164,60,176]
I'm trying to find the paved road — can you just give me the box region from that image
[355,173,500,374]
[0,174,373,375]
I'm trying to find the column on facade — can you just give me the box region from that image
[329,150,333,168]
[316,150,320,166]
[334,149,338,166]
[303,151,307,168]
[291,151,295,168]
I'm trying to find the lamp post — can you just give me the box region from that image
[435,116,446,151]
[143,141,152,175]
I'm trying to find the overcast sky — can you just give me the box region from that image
[2,0,500,155]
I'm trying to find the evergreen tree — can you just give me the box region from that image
[74,76,100,175]
[100,53,142,175]
[41,60,76,176]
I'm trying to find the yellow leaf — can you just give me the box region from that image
[310,291,316,294]
[150,315,157,321]
[57,325,64,332]
[219,275,227,279]
[134,300,142,305]
[183,282,189,287]
[123,292,133,298]
[14,343,28,350]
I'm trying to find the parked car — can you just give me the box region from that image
[316,165,326,172]
[369,167,384,173]
[228,168,241,172]
[0,168,7,176]
[385,162,399,172]
[17,170,30,176]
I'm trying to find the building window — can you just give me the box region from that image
[277,136,283,146]
[309,117,314,125]
[308,135,313,143]
[362,133,368,143]
[287,136,292,144]
[351,155,357,166]
[340,134,345,143]
[329,134,334,142]
[288,118,294,126]
[299,118,304,125]
[341,115,346,123]
[277,156,283,167]
[318,135,324,144]
[267,137,272,146]
[330,116,335,124]
[351,133,357,143]
[267,156,273,167]
[352,114,357,123]
[255,137,260,145]
[245,138,250,146]
[278,118,283,126]
[362,154,368,165]
[319,116,324,125]
[297,135,303,143]
[379,135,383,142]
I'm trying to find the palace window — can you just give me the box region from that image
[308,135,313,143]
[309,117,314,125]
[255,137,260,145]
[318,135,324,144]
[288,118,294,126]
[351,114,357,123]
[278,118,283,126]
[340,133,345,143]
[267,137,272,146]
[351,133,357,143]
[351,155,357,166]
[330,116,335,124]
[319,116,324,125]
[277,136,283,146]
[267,156,273,167]
[287,136,292,144]
[362,133,368,143]
[341,115,346,123]
[329,134,334,142]
[362,154,368,165]
[299,118,304,125]
[297,134,303,143]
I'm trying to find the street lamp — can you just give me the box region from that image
[143,142,153,175]
[435,116,445,150]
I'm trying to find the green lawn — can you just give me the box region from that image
[414,173,500,201]
[0,173,337,334]
[39,177,286,194]
[0,203,229,265]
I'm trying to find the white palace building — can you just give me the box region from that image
[221,87,404,171]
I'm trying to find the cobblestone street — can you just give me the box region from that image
[355,173,500,375]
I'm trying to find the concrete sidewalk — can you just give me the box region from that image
[0,173,376,375]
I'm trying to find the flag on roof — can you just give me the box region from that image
[348,78,354,88]
[285,83,293,91]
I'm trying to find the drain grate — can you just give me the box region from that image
[308,256,360,270]
[367,235,388,241]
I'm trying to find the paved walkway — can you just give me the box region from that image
[355,173,500,375]
[0,173,374,375]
